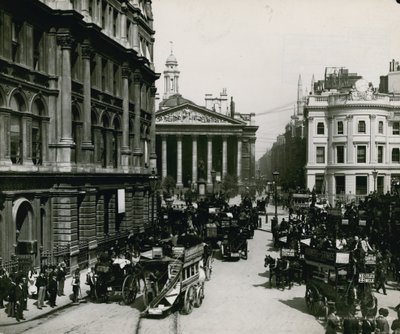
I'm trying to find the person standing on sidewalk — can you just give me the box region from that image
[48,274,58,307]
[35,270,47,309]
[71,269,81,304]
[392,309,400,334]
[57,260,66,296]
[15,277,26,322]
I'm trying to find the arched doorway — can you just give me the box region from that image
[13,198,33,242]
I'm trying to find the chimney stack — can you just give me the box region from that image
[230,97,235,118]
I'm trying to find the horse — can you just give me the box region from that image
[264,255,278,288]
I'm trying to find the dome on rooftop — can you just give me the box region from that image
[166,53,178,65]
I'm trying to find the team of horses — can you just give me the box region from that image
[264,254,303,289]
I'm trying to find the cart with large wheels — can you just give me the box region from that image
[93,260,139,305]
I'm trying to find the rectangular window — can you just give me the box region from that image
[10,116,22,164]
[392,148,400,163]
[316,147,325,163]
[378,146,383,163]
[315,174,324,194]
[337,121,344,135]
[377,176,384,194]
[378,121,383,134]
[357,146,366,163]
[101,58,107,92]
[11,20,21,63]
[393,122,400,135]
[358,120,366,133]
[113,64,119,96]
[335,175,345,195]
[336,146,344,163]
[317,122,325,135]
[356,176,368,195]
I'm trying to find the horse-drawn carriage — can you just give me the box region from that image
[141,242,207,316]
[304,246,377,318]
[93,255,139,304]
[220,223,248,261]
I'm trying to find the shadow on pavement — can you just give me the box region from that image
[278,297,309,315]
[252,281,270,289]
[257,271,269,278]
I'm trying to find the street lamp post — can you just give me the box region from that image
[372,168,378,193]
[211,169,216,195]
[149,168,158,227]
[272,171,280,222]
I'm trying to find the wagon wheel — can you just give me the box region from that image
[205,257,213,281]
[194,284,205,308]
[305,286,319,315]
[94,280,108,303]
[182,286,195,315]
[122,275,138,305]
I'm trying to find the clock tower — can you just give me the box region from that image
[163,52,180,100]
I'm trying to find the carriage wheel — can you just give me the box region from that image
[122,275,138,305]
[305,286,319,315]
[94,281,108,303]
[205,257,212,281]
[194,284,205,308]
[182,286,195,314]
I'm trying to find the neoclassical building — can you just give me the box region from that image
[306,74,400,205]
[155,53,258,190]
[0,0,159,272]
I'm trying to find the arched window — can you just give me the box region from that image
[32,99,45,165]
[112,117,121,168]
[10,93,26,164]
[100,114,109,168]
[72,106,81,164]
[317,122,324,135]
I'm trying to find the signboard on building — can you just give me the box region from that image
[281,248,296,257]
[117,189,125,214]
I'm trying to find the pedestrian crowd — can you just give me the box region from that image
[0,258,82,322]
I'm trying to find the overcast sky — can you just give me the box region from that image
[152,0,400,159]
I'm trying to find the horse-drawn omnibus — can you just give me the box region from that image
[304,246,377,318]
[141,242,208,316]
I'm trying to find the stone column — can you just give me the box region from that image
[192,135,198,184]
[0,113,11,165]
[120,4,127,45]
[121,66,131,170]
[237,137,242,184]
[81,0,91,21]
[347,115,354,164]
[57,34,74,164]
[328,116,334,164]
[132,71,143,171]
[149,86,157,170]
[132,22,139,52]
[161,135,167,179]
[250,138,256,180]
[207,135,213,185]
[81,43,94,165]
[370,114,376,163]
[222,135,227,179]
[177,135,183,188]
[308,117,314,164]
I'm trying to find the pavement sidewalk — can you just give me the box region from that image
[0,269,89,326]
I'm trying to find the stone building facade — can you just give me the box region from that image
[0,0,159,272]
[155,53,258,190]
[306,76,400,205]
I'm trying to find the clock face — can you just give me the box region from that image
[355,79,369,92]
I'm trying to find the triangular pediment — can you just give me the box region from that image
[155,103,245,125]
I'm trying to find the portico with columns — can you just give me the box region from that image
[155,104,257,190]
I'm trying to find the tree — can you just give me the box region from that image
[162,175,176,197]
[221,174,238,199]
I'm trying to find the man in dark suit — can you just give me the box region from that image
[15,277,26,321]
[48,274,58,307]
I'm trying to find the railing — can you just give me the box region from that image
[97,231,130,255]
[331,194,367,206]
[0,255,33,275]
[40,245,70,273]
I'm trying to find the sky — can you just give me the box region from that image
[152,0,400,160]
